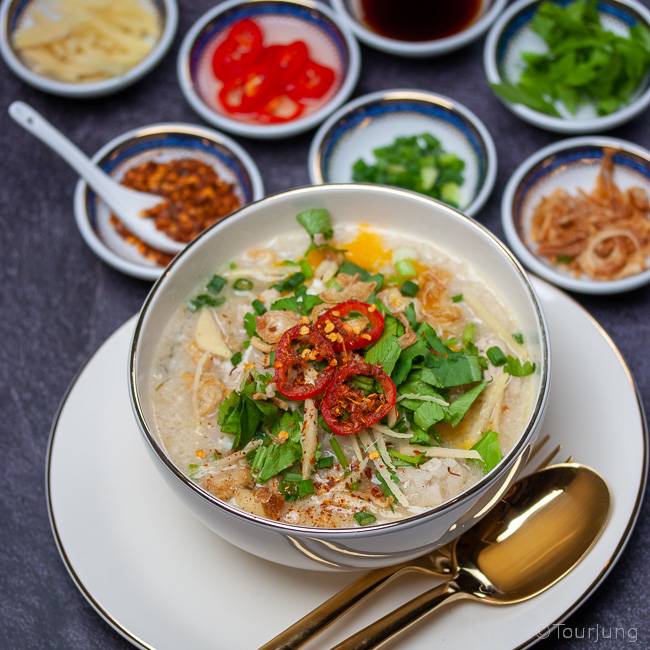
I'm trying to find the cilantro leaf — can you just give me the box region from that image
[472,430,502,473]
[446,380,488,427]
[296,208,333,241]
[504,356,536,377]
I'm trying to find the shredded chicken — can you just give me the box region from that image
[250,336,273,352]
[202,466,252,500]
[255,310,301,343]
[530,150,650,280]
[320,273,376,303]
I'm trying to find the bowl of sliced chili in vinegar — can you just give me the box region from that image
[129,183,550,571]
[177,0,360,139]
[74,123,264,281]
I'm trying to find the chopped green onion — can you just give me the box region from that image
[233,278,253,291]
[207,275,227,294]
[272,272,305,292]
[316,456,334,469]
[405,302,418,329]
[252,299,266,315]
[299,258,313,280]
[230,351,243,366]
[462,322,476,345]
[188,294,224,312]
[354,511,377,526]
[243,312,257,337]
[451,293,463,303]
[556,255,574,264]
[395,259,416,280]
[486,346,507,366]
[329,436,349,468]
[400,280,419,297]
[512,332,524,345]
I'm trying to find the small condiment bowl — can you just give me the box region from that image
[484,0,650,134]
[331,0,507,58]
[0,0,178,98]
[309,89,497,217]
[177,0,360,140]
[74,123,264,281]
[502,136,650,294]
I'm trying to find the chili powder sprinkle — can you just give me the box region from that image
[110,158,241,266]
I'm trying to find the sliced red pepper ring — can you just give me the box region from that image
[321,360,397,436]
[287,59,335,100]
[211,19,264,81]
[218,63,277,114]
[317,300,384,351]
[262,41,309,87]
[274,324,337,400]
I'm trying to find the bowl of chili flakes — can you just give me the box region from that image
[74,123,264,281]
[177,0,360,139]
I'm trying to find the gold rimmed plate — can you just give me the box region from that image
[45,276,646,648]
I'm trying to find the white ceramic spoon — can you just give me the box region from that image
[9,101,185,255]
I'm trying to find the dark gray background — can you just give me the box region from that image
[1,1,648,648]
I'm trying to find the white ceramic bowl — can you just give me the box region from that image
[502,136,650,295]
[331,0,507,58]
[0,0,178,98]
[74,123,264,281]
[177,0,360,140]
[129,184,550,571]
[484,0,650,134]
[309,89,498,217]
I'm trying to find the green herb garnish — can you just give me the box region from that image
[188,294,224,312]
[329,436,349,469]
[490,0,650,117]
[316,456,334,469]
[472,430,503,473]
[297,208,334,241]
[233,278,253,291]
[486,346,507,366]
[243,312,257,338]
[504,356,536,377]
[512,332,524,345]
[252,299,266,315]
[352,133,465,208]
[354,511,377,526]
[400,280,419,297]
[451,293,463,303]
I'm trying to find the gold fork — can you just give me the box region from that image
[261,435,571,650]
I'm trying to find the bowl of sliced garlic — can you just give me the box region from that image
[1,0,178,97]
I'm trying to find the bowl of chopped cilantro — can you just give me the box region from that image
[484,0,650,133]
[309,90,497,217]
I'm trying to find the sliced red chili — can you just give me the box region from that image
[288,60,335,100]
[321,360,397,436]
[317,301,384,351]
[274,324,337,400]
[262,41,309,87]
[258,95,304,123]
[211,19,264,81]
[218,63,277,114]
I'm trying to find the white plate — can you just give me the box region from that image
[47,278,647,650]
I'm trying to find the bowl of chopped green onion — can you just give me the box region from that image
[309,90,497,217]
[484,0,650,133]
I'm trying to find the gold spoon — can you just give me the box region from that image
[333,463,609,650]
[263,463,609,650]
